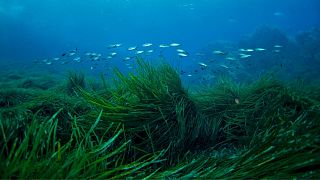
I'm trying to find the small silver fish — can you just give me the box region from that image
[159,44,169,48]
[198,62,208,70]
[170,43,180,47]
[73,57,81,61]
[142,43,152,47]
[178,53,188,57]
[240,54,252,59]
[213,50,226,55]
[273,49,281,53]
[176,49,187,53]
[136,50,144,54]
[274,45,283,48]
[128,46,137,51]
[226,57,236,61]
[93,57,100,61]
[108,44,121,49]
[255,48,266,51]
[68,52,76,56]
[220,65,229,69]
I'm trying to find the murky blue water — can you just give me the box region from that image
[1,0,319,83]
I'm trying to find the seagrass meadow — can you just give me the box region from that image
[0,60,319,179]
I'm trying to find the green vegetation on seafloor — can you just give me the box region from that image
[0,59,319,178]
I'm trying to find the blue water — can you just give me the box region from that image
[0,0,320,83]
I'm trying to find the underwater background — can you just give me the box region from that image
[1,0,320,179]
[1,0,320,82]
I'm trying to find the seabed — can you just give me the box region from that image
[0,60,319,178]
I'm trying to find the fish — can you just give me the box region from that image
[53,58,60,61]
[198,62,208,67]
[213,50,227,55]
[123,57,131,61]
[235,98,240,104]
[92,57,100,61]
[85,52,93,56]
[187,74,192,77]
[136,50,144,54]
[226,57,236,61]
[274,45,283,48]
[220,65,229,69]
[147,50,154,53]
[255,48,266,51]
[176,49,187,53]
[108,45,116,49]
[239,49,254,52]
[128,46,137,51]
[239,54,252,59]
[170,43,180,47]
[68,52,76,56]
[110,52,117,56]
[198,62,208,70]
[108,44,122,49]
[178,53,188,57]
[159,44,170,48]
[142,43,153,47]
[73,57,81,62]
[273,49,281,53]
[46,62,52,65]
[62,49,77,57]
[69,49,77,53]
